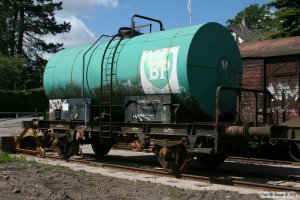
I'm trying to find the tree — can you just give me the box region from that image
[0,0,71,89]
[226,4,279,40]
[268,0,300,38]
[0,55,25,90]
[0,0,70,58]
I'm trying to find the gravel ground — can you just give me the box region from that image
[1,146,299,200]
[0,160,264,200]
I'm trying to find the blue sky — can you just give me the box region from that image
[46,0,272,50]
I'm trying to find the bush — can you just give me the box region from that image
[0,88,48,113]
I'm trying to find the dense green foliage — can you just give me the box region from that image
[0,88,48,112]
[268,0,300,38]
[0,0,70,90]
[0,55,25,90]
[226,0,299,40]
[226,4,279,40]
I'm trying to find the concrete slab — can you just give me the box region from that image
[0,116,43,136]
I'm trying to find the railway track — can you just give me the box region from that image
[78,152,300,182]
[227,156,300,166]
[112,147,300,167]
[24,152,300,195]
[108,153,300,188]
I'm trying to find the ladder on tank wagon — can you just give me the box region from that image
[99,33,126,137]
[96,15,164,137]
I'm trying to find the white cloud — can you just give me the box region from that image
[43,0,118,58]
[43,16,97,59]
[57,16,96,47]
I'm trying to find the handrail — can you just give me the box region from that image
[215,86,274,126]
[131,14,164,34]
[82,34,112,98]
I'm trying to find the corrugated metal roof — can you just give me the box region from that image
[239,36,300,58]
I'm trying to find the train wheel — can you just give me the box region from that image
[155,144,190,174]
[91,137,113,158]
[52,136,79,159]
[288,141,300,162]
[196,153,226,169]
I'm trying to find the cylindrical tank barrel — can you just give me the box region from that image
[43,22,242,118]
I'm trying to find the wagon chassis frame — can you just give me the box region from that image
[21,86,292,154]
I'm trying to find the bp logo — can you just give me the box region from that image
[140,47,180,94]
[144,51,173,89]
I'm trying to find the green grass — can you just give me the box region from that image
[0,151,72,173]
[0,151,26,162]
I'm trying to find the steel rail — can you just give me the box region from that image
[38,154,300,194]
[227,156,300,166]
